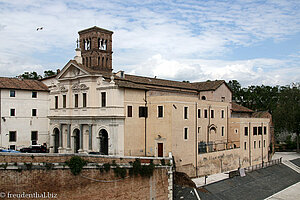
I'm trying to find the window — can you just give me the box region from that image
[158,106,163,118]
[9,131,16,142]
[139,106,148,118]
[184,128,188,140]
[259,140,261,148]
[10,109,15,116]
[253,127,258,135]
[258,127,262,135]
[184,107,188,119]
[32,91,37,98]
[221,110,225,118]
[9,145,16,150]
[264,140,266,147]
[211,110,214,118]
[10,90,15,97]
[221,127,224,136]
[201,96,206,100]
[101,92,106,107]
[198,127,201,134]
[244,142,247,150]
[55,96,58,109]
[264,126,267,135]
[63,95,66,108]
[127,106,132,117]
[254,141,256,149]
[221,97,225,102]
[75,94,78,108]
[83,93,87,107]
[31,131,38,145]
[204,109,208,118]
[198,109,201,118]
[32,109,37,116]
[244,127,248,136]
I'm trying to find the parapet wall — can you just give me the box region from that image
[0,153,173,200]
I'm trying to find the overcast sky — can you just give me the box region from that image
[0,0,299,86]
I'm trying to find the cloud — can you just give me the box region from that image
[0,0,299,87]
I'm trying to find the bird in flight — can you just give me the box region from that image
[36,27,43,31]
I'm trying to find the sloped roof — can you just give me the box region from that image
[231,102,254,113]
[59,60,228,93]
[0,77,49,91]
[252,111,272,118]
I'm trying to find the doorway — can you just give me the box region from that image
[99,129,108,155]
[73,129,80,153]
[53,128,59,153]
[158,143,163,157]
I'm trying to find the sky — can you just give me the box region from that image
[0,0,299,87]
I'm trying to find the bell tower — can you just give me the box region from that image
[78,26,113,72]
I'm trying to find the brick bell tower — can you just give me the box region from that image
[78,26,113,72]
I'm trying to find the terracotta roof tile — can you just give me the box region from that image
[0,77,49,91]
[231,102,254,113]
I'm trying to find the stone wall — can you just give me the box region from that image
[0,153,173,200]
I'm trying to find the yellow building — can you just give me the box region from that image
[43,26,271,177]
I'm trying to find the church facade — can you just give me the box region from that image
[42,26,272,176]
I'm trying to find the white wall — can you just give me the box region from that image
[0,89,49,150]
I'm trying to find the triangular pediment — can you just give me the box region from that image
[57,60,91,80]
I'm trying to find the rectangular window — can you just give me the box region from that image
[10,109,15,116]
[184,128,188,140]
[32,91,37,98]
[55,96,58,109]
[83,93,87,107]
[63,95,66,108]
[259,140,261,148]
[198,109,201,118]
[127,106,132,117]
[244,142,247,150]
[198,127,201,134]
[139,106,148,118]
[221,110,225,118]
[204,109,208,118]
[253,127,258,135]
[264,126,267,135]
[184,107,188,119]
[75,94,78,108]
[158,106,163,118]
[221,126,224,136]
[254,141,256,149]
[31,131,38,145]
[264,140,266,147]
[101,92,106,107]
[9,131,16,142]
[258,127,262,135]
[211,110,214,118]
[9,145,15,150]
[10,90,15,97]
[32,109,37,116]
[244,127,248,136]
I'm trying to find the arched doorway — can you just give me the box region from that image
[53,128,59,153]
[99,129,108,155]
[73,129,80,153]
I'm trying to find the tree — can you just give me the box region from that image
[18,71,42,80]
[44,70,56,78]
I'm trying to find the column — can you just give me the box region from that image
[89,124,93,151]
[59,123,63,148]
[79,124,83,152]
[67,124,71,150]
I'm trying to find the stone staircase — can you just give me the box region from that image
[282,160,300,173]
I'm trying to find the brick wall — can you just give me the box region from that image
[0,153,173,200]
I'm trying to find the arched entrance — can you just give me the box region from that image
[53,128,59,153]
[99,129,108,155]
[73,129,80,153]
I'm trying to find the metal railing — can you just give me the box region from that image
[244,157,282,173]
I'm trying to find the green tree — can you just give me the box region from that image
[18,71,42,80]
[44,70,56,78]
